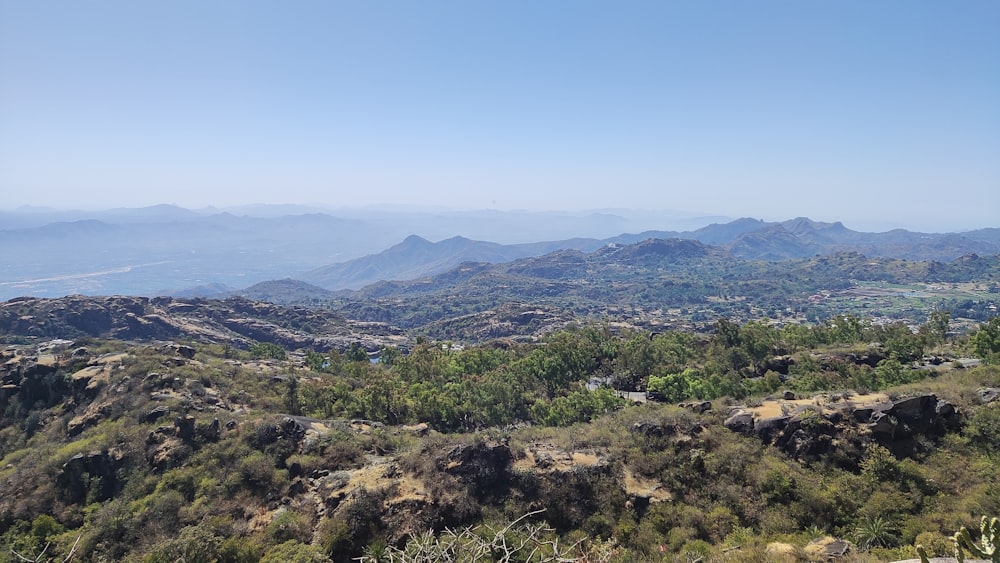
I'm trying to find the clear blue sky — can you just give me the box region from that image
[1,1,997,230]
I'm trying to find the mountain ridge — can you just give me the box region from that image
[2,205,998,300]
[297,217,1000,292]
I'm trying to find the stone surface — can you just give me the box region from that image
[724,410,754,434]
[979,387,1000,404]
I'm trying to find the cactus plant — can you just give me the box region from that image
[954,516,1000,563]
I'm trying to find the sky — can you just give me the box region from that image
[1,1,998,231]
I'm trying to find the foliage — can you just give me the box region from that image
[972,317,1000,363]
[967,407,1000,456]
[260,540,328,563]
[249,341,288,360]
[854,515,900,550]
[2,312,999,562]
[530,388,626,427]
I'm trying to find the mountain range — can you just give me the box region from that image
[2,205,998,301]
[298,217,1000,291]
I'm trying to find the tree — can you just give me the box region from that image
[378,345,401,367]
[249,342,287,360]
[285,376,301,416]
[346,342,370,363]
[971,317,1000,363]
[919,310,950,346]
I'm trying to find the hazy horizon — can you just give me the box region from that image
[2,1,998,232]
[0,201,994,234]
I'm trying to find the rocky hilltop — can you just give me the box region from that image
[3,295,1000,561]
[2,335,999,562]
[0,295,404,352]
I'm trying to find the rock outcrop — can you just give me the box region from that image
[59,449,127,503]
[1,295,407,353]
[725,393,959,462]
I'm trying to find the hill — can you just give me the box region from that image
[327,238,1000,337]
[0,295,403,353]
[3,206,997,301]
[300,235,606,290]
[2,309,1000,561]
[297,217,999,295]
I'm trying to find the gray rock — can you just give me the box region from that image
[979,387,1000,404]
[754,415,791,441]
[141,406,171,424]
[724,410,754,434]
[174,415,196,440]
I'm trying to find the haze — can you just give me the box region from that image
[1,1,998,232]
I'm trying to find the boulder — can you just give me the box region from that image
[199,418,221,442]
[804,536,851,559]
[170,344,197,359]
[890,395,935,421]
[760,355,796,375]
[868,411,898,436]
[754,415,791,442]
[60,449,126,502]
[724,410,754,434]
[174,415,196,441]
[852,405,878,423]
[440,440,512,497]
[631,420,673,437]
[279,417,307,443]
[146,437,190,472]
[979,388,1000,404]
[141,406,171,424]
[678,400,712,413]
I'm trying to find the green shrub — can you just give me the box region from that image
[142,525,222,563]
[966,405,1000,454]
[266,509,313,546]
[249,342,288,360]
[260,540,327,563]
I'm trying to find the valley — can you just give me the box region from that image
[2,208,1000,562]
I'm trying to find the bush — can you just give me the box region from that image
[266,509,313,546]
[966,405,1000,454]
[249,342,287,360]
[142,525,222,563]
[260,540,327,563]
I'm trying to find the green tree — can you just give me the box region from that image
[346,342,370,363]
[919,310,950,346]
[285,376,302,415]
[971,317,1000,363]
[249,341,287,360]
[877,322,924,362]
[305,349,328,372]
[378,345,401,367]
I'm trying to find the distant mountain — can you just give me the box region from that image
[1,204,996,301]
[0,212,397,300]
[234,279,339,303]
[301,235,607,290]
[330,236,1000,334]
[961,227,1000,246]
[726,225,815,260]
[157,282,235,298]
[299,217,999,293]
[0,204,203,229]
[691,217,771,244]
[335,237,739,329]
